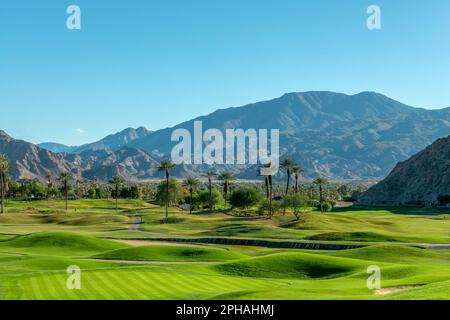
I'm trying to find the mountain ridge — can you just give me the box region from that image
[3,91,450,181]
[357,135,450,205]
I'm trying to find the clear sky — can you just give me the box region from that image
[1,0,449,145]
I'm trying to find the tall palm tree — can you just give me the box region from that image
[110,175,125,211]
[218,171,235,210]
[46,174,53,200]
[314,177,328,213]
[263,176,270,200]
[293,165,303,194]
[204,171,215,211]
[0,154,9,214]
[183,176,200,214]
[158,160,176,220]
[59,172,72,211]
[281,159,295,196]
[259,163,273,218]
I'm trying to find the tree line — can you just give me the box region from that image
[0,154,368,216]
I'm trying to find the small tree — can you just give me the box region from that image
[283,194,310,220]
[198,189,223,209]
[183,177,200,214]
[155,178,183,208]
[230,187,262,209]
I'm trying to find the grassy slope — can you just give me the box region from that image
[91,245,246,262]
[0,199,449,300]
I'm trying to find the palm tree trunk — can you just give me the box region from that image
[209,178,213,211]
[295,175,299,193]
[224,182,228,210]
[319,184,323,213]
[65,182,68,211]
[189,189,193,214]
[0,171,4,214]
[268,176,273,218]
[165,171,169,219]
[115,185,118,211]
[283,170,290,215]
[285,169,291,196]
[265,177,269,200]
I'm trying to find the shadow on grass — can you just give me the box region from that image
[333,205,450,216]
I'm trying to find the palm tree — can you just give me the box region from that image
[314,177,328,213]
[218,171,235,210]
[158,160,176,220]
[293,165,303,194]
[59,172,72,211]
[183,177,200,214]
[281,159,295,196]
[110,175,125,211]
[46,174,53,200]
[263,176,270,200]
[0,154,9,214]
[204,171,215,211]
[259,163,273,218]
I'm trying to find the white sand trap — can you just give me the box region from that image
[375,285,418,295]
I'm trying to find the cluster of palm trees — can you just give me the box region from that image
[155,157,329,220]
[157,159,239,221]
[0,151,329,216]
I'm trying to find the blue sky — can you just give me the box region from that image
[1,0,449,145]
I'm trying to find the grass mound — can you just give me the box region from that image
[0,231,127,255]
[91,245,246,262]
[213,252,364,279]
[328,244,450,264]
[305,231,402,242]
[47,215,130,226]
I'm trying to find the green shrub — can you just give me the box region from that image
[230,187,262,209]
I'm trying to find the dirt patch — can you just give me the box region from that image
[375,285,418,295]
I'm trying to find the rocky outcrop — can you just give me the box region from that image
[357,135,450,206]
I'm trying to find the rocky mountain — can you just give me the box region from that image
[38,142,78,154]
[1,129,161,182]
[0,130,79,182]
[128,91,450,180]
[39,127,151,154]
[357,135,450,206]
[4,91,450,182]
[81,147,160,181]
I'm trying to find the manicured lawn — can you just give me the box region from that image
[0,199,449,300]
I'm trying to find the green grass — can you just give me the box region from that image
[91,245,246,262]
[213,252,366,279]
[0,231,128,255]
[0,199,449,300]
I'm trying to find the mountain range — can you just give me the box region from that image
[2,91,450,182]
